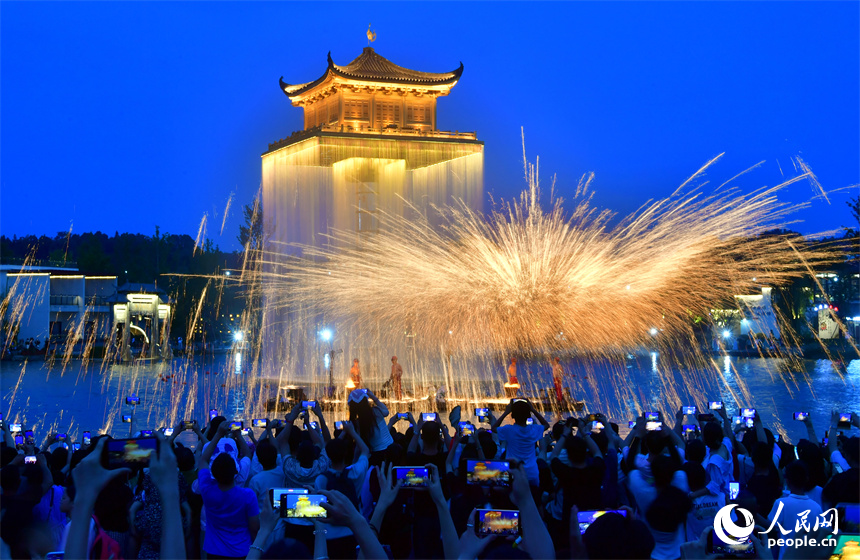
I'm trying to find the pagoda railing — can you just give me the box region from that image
[268,124,478,151]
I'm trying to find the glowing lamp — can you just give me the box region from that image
[722,330,731,339]
[649,328,658,336]
[320,328,333,342]
[234,331,244,342]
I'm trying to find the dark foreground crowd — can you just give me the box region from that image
[1,389,858,560]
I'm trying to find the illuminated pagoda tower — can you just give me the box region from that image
[262,47,484,249]
[260,47,484,384]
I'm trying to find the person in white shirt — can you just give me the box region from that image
[246,440,284,512]
[766,461,823,560]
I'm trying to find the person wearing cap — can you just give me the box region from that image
[390,356,403,401]
[347,388,393,465]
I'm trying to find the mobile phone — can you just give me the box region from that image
[628,420,636,429]
[163,428,174,436]
[309,421,319,430]
[729,481,740,500]
[823,437,829,445]
[526,418,534,425]
[577,510,627,534]
[301,400,316,409]
[283,493,327,518]
[397,412,410,419]
[140,430,153,437]
[24,429,34,443]
[394,466,430,488]
[682,406,697,415]
[72,443,81,451]
[122,415,132,423]
[644,411,659,422]
[707,526,755,557]
[466,460,510,487]
[591,421,604,432]
[82,431,91,445]
[475,509,520,536]
[209,409,218,420]
[184,421,195,429]
[45,552,64,560]
[709,401,724,411]
[335,421,344,430]
[229,421,243,431]
[55,433,67,442]
[682,424,698,436]
[838,413,852,429]
[422,413,437,422]
[14,435,24,446]
[475,407,489,421]
[793,412,809,421]
[24,455,37,464]
[459,421,474,434]
[126,394,140,405]
[9,423,21,433]
[733,416,753,428]
[741,408,756,419]
[252,419,267,428]
[646,421,662,431]
[270,488,308,509]
[241,428,250,436]
[103,437,157,469]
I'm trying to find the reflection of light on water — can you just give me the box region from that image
[723,356,732,377]
[847,360,860,378]
[234,352,242,375]
[651,352,658,373]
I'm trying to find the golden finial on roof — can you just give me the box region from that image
[367,24,377,44]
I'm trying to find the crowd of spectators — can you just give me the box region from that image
[1,389,858,560]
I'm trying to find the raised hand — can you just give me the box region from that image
[458,509,498,559]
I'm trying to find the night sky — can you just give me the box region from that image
[2,2,858,250]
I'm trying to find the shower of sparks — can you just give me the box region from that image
[193,213,208,256]
[262,153,839,358]
[220,192,234,236]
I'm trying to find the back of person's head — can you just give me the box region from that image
[646,485,692,532]
[682,461,707,492]
[50,447,68,472]
[763,428,775,447]
[325,438,349,466]
[784,460,809,493]
[584,512,655,559]
[552,422,564,440]
[0,464,21,494]
[1,446,18,468]
[94,477,133,532]
[174,445,195,471]
[256,439,278,470]
[797,441,826,489]
[296,440,317,469]
[510,401,530,424]
[261,538,311,559]
[205,416,226,440]
[686,439,706,464]
[644,431,666,456]
[287,426,304,455]
[566,435,588,464]
[752,441,773,469]
[421,421,442,446]
[381,442,403,466]
[348,397,376,445]
[651,454,678,489]
[591,430,609,454]
[478,431,497,459]
[703,421,723,449]
[211,452,238,485]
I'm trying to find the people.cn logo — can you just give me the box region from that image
[714,504,756,544]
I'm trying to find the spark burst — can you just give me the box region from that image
[263,153,838,358]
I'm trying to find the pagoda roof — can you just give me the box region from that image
[279,47,463,99]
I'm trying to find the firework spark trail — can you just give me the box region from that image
[221,193,234,235]
[194,214,208,256]
[262,160,839,360]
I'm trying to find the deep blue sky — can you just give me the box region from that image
[2,2,858,250]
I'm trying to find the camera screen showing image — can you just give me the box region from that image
[335,421,344,430]
[459,421,474,435]
[229,421,243,431]
[682,406,697,415]
[397,413,410,419]
[55,433,67,441]
[475,407,489,419]
[628,421,636,429]
[140,430,153,437]
[577,510,627,534]
[9,423,21,433]
[104,437,157,469]
[25,430,34,443]
[644,411,659,422]
[163,428,174,436]
[682,424,698,435]
[209,409,218,420]
[526,418,534,425]
[270,488,308,509]
[301,400,316,409]
[707,528,755,557]
[729,482,740,500]
[283,493,327,518]
[252,419,267,428]
[422,413,437,422]
[793,412,809,421]
[82,432,91,445]
[24,455,36,464]
[838,413,852,428]
[591,421,604,432]
[709,401,724,410]
[646,421,663,431]
[184,421,195,429]
[308,421,319,430]
[14,435,23,446]
[741,408,756,419]
[475,509,520,537]
[466,460,510,487]
[394,466,430,487]
[126,395,140,405]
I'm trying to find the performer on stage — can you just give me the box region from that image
[349,358,361,388]
[507,357,519,385]
[552,357,565,401]
[390,356,403,400]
